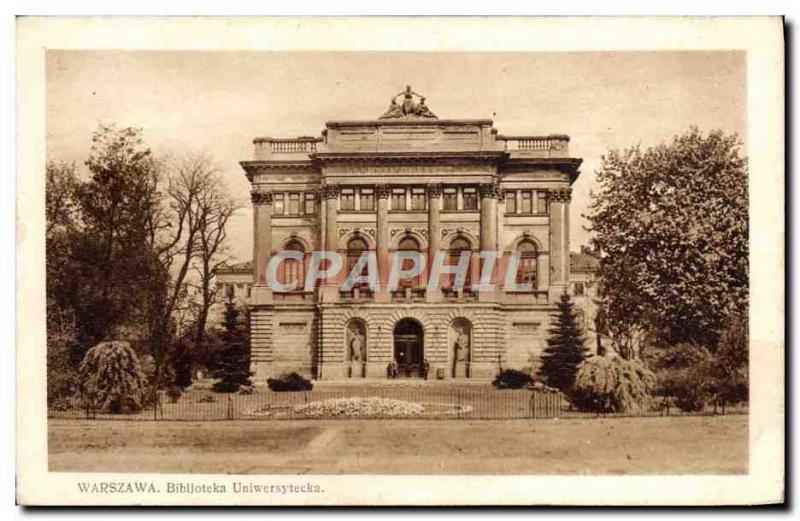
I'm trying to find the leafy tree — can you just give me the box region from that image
[646,342,712,412]
[77,341,148,413]
[212,298,252,393]
[586,128,748,353]
[707,313,749,405]
[538,293,588,391]
[70,125,165,352]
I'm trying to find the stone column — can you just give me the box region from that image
[251,190,273,305]
[321,185,340,302]
[375,184,392,302]
[426,184,443,302]
[548,187,571,301]
[479,183,499,302]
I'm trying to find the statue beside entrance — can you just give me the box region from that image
[450,319,472,378]
[346,319,367,378]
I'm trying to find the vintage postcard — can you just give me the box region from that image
[16,16,784,505]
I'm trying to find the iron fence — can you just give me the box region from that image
[48,384,748,422]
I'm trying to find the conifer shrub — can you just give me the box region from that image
[538,293,588,391]
[492,369,534,389]
[211,298,252,393]
[569,355,656,413]
[77,341,148,414]
[267,372,314,392]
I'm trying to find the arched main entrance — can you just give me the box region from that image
[393,318,424,378]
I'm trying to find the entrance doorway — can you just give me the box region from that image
[393,319,424,378]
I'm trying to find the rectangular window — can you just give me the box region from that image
[340,188,355,211]
[360,188,375,211]
[411,188,426,210]
[273,194,285,215]
[463,187,478,211]
[537,191,549,214]
[443,188,458,211]
[521,191,533,214]
[505,191,516,214]
[304,193,316,215]
[516,257,537,286]
[573,282,585,296]
[288,193,300,215]
[391,188,406,211]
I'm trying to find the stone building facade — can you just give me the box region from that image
[240,87,584,380]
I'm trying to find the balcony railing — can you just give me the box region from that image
[253,137,322,159]
[273,291,314,302]
[339,288,375,302]
[442,289,478,302]
[498,135,569,155]
[391,287,426,302]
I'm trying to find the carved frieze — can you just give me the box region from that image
[339,227,376,239]
[391,227,428,239]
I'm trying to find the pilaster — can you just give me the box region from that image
[251,190,273,305]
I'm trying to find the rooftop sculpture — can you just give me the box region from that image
[379,85,437,119]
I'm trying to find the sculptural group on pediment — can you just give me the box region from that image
[380,85,438,120]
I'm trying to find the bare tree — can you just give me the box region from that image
[144,153,224,384]
[189,170,240,353]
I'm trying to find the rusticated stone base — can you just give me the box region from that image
[248,302,562,381]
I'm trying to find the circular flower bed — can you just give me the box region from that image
[295,397,425,418]
[244,396,475,418]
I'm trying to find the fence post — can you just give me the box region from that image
[227,394,233,421]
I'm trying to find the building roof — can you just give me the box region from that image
[215,260,253,275]
[570,248,600,273]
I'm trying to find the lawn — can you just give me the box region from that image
[48,415,748,475]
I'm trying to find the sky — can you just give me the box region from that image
[46,50,746,262]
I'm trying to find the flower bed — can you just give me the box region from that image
[295,397,425,418]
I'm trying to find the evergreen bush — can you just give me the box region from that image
[211,298,252,393]
[538,293,589,391]
[267,372,314,392]
[492,369,534,389]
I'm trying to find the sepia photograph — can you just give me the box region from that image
[15,16,784,506]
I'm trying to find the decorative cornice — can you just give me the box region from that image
[550,187,572,203]
[312,152,506,168]
[426,184,443,198]
[251,191,273,205]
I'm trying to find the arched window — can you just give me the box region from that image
[280,240,305,289]
[397,236,422,287]
[346,236,369,287]
[516,240,537,287]
[445,237,472,290]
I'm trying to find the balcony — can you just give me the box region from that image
[497,135,570,158]
[273,291,315,302]
[442,288,478,302]
[253,137,322,160]
[339,288,375,302]
[391,287,426,302]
